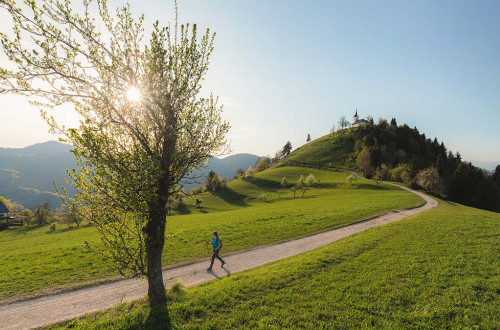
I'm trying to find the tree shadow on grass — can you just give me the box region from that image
[213,188,248,207]
[145,303,172,330]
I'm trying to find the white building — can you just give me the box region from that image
[351,109,368,128]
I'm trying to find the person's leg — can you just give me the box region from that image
[215,250,225,266]
[208,250,216,269]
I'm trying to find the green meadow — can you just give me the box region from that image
[0,167,422,300]
[53,201,500,329]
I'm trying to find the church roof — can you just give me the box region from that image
[0,202,8,214]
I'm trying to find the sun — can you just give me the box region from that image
[126,86,141,102]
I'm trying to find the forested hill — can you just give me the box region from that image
[289,118,500,212]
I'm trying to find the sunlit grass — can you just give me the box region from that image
[0,167,422,300]
[53,201,500,329]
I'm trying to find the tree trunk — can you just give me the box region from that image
[146,208,167,306]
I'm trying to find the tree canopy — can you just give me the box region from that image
[0,0,229,308]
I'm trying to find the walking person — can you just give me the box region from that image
[207,231,225,271]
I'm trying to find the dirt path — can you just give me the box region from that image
[0,183,437,330]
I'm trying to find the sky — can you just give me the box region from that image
[1,0,499,163]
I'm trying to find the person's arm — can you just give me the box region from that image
[216,239,221,251]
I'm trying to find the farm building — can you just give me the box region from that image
[0,202,8,218]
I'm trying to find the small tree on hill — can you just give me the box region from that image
[346,174,356,185]
[338,116,349,130]
[296,175,305,188]
[282,141,292,158]
[281,177,289,188]
[245,165,255,177]
[0,0,229,310]
[307,134,311,142]
[305,174,315,186]
[256,158,270,172]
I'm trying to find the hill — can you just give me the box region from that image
[287,120,500,212]
[0,141,260,209]
[0,141,75,209]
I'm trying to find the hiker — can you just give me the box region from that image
[207,231,225,270]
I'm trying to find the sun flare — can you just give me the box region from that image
[126,86,141,102]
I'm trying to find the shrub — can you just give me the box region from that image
[245,165,255,178]
[259,194,267,202]
[281,177,289,188]
[389,164,413,185]
[305,174,315,186]
[203,172,227,192]
[255,158,270,172]
[416,167,445,196]
[49,223,56,231]
[189,186,204,195]
[296,175,305,188]
[346,174,356,185]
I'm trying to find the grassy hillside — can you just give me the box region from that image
[53,201,500,329]
[0,166,422,301]
[287,130,355,168]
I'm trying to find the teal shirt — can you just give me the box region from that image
[212,237,221,250]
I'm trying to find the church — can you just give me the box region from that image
[351,109,368,128]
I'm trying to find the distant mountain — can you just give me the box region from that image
[0,141,260,208]
[0,141,76,209]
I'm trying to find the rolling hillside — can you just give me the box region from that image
[0,142,260,209]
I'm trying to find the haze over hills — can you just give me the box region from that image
[0,141,260,209]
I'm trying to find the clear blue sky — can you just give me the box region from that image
[1,0,499,163]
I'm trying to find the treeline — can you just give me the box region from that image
[350,118,500,212]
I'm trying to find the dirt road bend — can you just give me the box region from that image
[0,184,437,330]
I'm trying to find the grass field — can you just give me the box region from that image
[287,131,355,168]
[0,167,423,301]
[52,201,500,329]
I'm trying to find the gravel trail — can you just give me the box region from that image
[0,183,437,330]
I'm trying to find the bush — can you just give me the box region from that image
[255,158,270,172]
[296,175,305,188]
[259,194,267,202]
[49,223,56,231]
[346,174,356,185]
[415,167,445,196]
[203,171,227,192]
[33,207,53,225]
[189,186,204,195]
[389,164,413,185]
[305,174,315,186]
[281,177,289,188]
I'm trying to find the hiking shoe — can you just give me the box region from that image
[221,261,225,267]
[206,267,212,271]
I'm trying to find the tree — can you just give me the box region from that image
[415,167,445,196]
[281,177,289,188]
[245,165,255,177]
[0,0,229,309]
[492,165,500,187]
[356,147,374,178]
[282,141,292,158]
[305,174,315,186]
[306,134,311,142]
[346,174,356,185]
[296,175,305,188]
[338,116,348,130]
[255,157,270,172]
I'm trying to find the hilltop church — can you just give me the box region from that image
[351,109,368,128]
